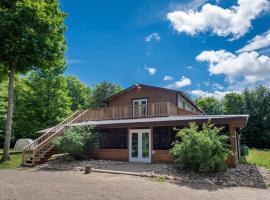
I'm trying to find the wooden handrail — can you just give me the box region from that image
[33,110,89,151]
[22,110,89,164]
[22,110,83,151]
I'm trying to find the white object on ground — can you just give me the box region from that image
[14,139,34,151]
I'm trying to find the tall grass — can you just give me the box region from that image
[246,149,270,169]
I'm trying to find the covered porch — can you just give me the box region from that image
[71,115,248,167]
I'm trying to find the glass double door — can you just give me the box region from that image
[129,129,151,163]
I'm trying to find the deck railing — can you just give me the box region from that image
[80,102,178,121]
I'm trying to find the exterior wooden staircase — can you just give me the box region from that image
[22,109,90,167]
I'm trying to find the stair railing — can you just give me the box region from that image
[22,109,89,164]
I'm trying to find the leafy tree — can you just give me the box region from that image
[195,97,224,114]
[66,76,91,111]
[90,81,122,108]
[0,80,8,148]
[0,0,67,161]
[53,125,99,159]
[223,93,245,114]
[241,86,270,148]
[13,68,72,140]
[170,122,229,172]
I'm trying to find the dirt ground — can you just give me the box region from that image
[0,169,270,200]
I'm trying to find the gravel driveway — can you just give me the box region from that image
[0,169,270,200]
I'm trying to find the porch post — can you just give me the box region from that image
[150,126,154,163]
[127,127,130,162]
[229,122,238,167]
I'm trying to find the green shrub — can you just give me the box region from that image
[170,122,230,173]
[53,125,99,159]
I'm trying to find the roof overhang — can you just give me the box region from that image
[70,115,249,129]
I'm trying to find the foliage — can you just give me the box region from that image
[195,97,224,114]
[0,80,8,148]
[241,86,270,148]
[0,0,67,72]
[224,92,245,114]
[12,68,72,141]
[194,86,270,149]
[0,73,122,147]
[170,122,230,173]
[0,0,67,160]
[53,125,99,159]
[66,76,91,111]
[90,81,122,108]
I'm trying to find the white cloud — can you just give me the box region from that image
[196,50,270,85]
[144,33,161,42]
[237,29,270,53]
[168,0,209,11]
[191,89,231,100]
[203,81,210,87]
[163,75,174,81]
[212,83,224,90]
[167,0,269,40]
[166,76,191,88]
[145,67,157,75]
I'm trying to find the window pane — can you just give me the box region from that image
[99,129,127,149]
[153,127,177,150]
[142,132,149,158]
[131,133,138,158]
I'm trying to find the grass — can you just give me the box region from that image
[0,153,22,169]
[244,149,270,169]
[0,149,22,169]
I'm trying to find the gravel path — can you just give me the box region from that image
[0,169,270,200]
[38,156,270,188]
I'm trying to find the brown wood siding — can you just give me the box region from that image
[152,150,172,163]
[89,149,128,161]
[177,108,198,115]
[107,86,177,107]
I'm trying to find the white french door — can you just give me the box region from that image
[129,129,151,163]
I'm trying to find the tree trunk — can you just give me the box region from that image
[1,65,15,162]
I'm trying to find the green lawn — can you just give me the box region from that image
[0,149,22,169]
[245,149,270,169]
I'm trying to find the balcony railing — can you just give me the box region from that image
[79,102,178,121]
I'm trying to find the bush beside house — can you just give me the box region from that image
[53,125,99,159]
[170,122,230,173]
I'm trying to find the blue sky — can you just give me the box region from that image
[61,0,270,99]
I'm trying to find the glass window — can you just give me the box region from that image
[182,101,186,110]
[153,127,177,150]
[142,132,149,158]
[131,133,138,157]
[99,128,127,149]
[133,98,148,117]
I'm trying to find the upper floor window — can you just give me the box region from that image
[182,101,186,110]
[133,98,148,117]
